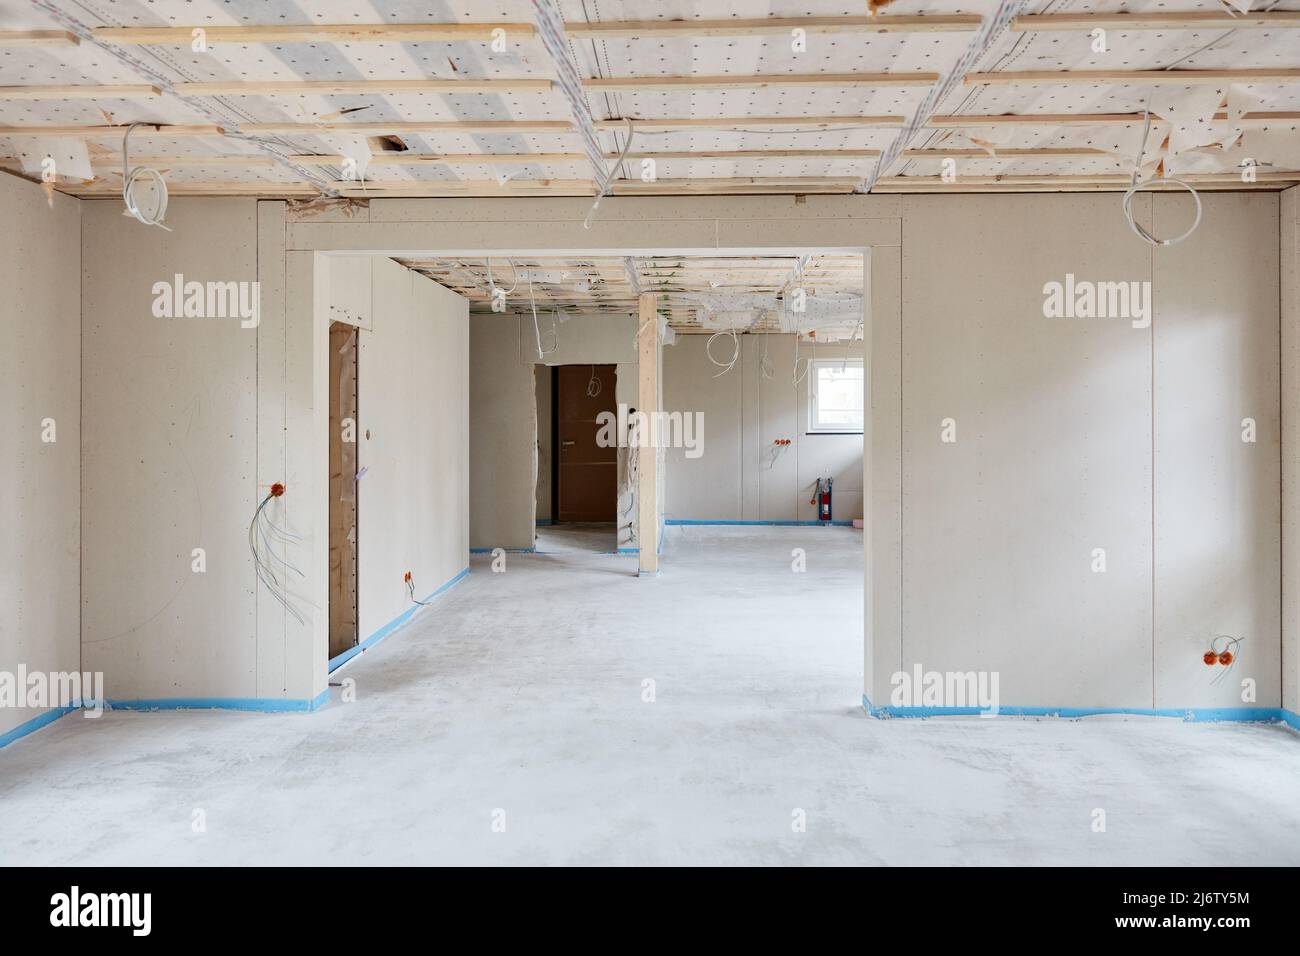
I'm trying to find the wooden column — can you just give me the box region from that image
[637,292,660,575]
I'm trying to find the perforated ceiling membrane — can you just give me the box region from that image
[0,0,1296,196]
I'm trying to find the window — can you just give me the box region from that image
[808,358,864,434]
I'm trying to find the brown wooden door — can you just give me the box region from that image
[557,365,616,522]
[328,322,359,659]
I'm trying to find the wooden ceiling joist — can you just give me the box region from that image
[927,111,1300,127]
[293,152,585,166]
[0,124,223,137]
[585,72,938,92]
[241,120,572,135]
[174,79,551,96]
[599,116,905,130]
[564,15,982,39]
[0,30,79,48]
[0,85,160,100]
[61,180,320,197]
[1012,12,1300,32]
[873,172,1300,192]
[93,23,534,44]
[293,148,881,166]
[966,69,1300,86]
[902,147,1111,159]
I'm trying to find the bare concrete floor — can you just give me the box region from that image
[534,521,618,554]
[2,526,1298,865]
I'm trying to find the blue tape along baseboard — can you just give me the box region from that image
[863,693,1300,727]
[107,690,330,713]
[470,547,535,554]
[0,705,77,751]
[665,519,853,527]
[328,566,470,673]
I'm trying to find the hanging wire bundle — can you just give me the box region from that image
[249,483,305,625]
[121,123,171,230]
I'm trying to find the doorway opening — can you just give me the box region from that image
[536,363,618,553]
[328,320,359,660]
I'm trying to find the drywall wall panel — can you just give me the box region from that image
[1,174,81,741]
[1153,193,1281,710]
[663,334,864,523]
[356,258,469,642]
[743,335,801,522]
[869,244,901,705]
[663,335,743,520]
[900,194,1155,709]
[469,315,539,551]
[81,198,259,701]
[1284,186,1300,716]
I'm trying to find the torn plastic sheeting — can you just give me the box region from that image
[1150,85,1230,157]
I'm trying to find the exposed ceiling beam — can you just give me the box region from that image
[1012,12,1300,32]
[0,30,78,47]
[565,15,982,38]
[586,73,938,91]
[600,115,904,130]
[74,155,274,168]
[966,68,1300,86]
[0,84,160,100]
[291,148,883,165]
[59,180,321,197]
[242,120,572,135]
[174,79,551,96]
[332,178,594,197]
[623,149,881,160]
[93,23,534,44]
[873,172,1300,191]
[0,123,224,137]
[927,111,1300,127]
[292,153,585,165]
[902,147,1112,158]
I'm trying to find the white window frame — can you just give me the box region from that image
[808,358,865,435]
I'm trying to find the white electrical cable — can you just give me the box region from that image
[121,123,171,230]
[759,332,775,380]
[1122,96,1203,247]
[527,271,558,357]
[486,257,520,295]
[584,119,636,230]
[586,365,602,398]
[706,325,740,378]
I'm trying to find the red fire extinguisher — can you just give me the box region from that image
[812,477,833,522]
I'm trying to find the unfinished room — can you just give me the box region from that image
[2,0,1300,890]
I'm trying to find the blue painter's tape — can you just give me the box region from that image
[107,691,329,713]
[1281,709,1300,732]
[470,547,535,554]
[0,706,76,751]
[665,519,854,527]
[862,693,1296,727]
[328,566,470,674]
[535,519,554,526]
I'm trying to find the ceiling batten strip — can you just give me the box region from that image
[586,73,938,91]
[94,23,535,44]
[1012,12,1300,32]
[566,16,982,38]
[966,69,1300,86]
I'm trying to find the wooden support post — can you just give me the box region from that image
[637,292,660,576]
